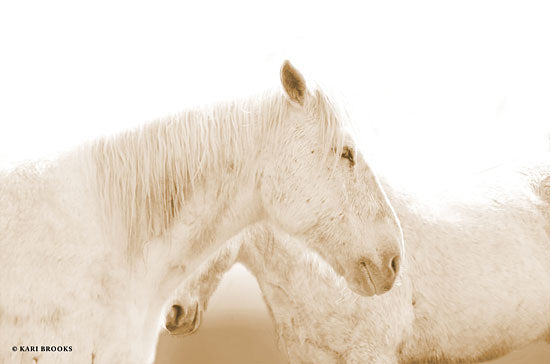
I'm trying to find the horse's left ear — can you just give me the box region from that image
[280,60,307,105]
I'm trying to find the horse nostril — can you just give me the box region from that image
[390,255,400,275]
[172,305,183,318]
[166,305,184,332]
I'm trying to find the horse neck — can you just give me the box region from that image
[88,98,284,258]
[237,227,285,277]
[237,227,330,293]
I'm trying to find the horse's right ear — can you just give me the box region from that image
[280,60,307,105]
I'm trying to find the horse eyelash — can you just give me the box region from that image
[341,146,355,166]
[330,146,355,166]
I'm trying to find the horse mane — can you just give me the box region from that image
[89,87,349,255]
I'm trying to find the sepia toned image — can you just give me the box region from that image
[1,1,549,363]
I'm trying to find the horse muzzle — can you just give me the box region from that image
[165,301,203,336]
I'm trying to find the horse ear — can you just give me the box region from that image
[280,60,307,105]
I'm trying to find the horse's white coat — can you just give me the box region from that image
[169,162,550,363]
[0,62,402,363]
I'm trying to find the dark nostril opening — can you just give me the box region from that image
[390,255,400,275]
[166,305,184,331]
[171,305,183,321]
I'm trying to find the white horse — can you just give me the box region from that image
[0,61,404,364]
[167,162,550,363]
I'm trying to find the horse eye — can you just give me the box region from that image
[341,146,355,166]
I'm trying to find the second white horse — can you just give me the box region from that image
[167,162,550,363]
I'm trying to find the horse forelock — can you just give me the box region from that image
[89,87,348,256]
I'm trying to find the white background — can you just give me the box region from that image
[1,1,548,176]
[1,1,549,363]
